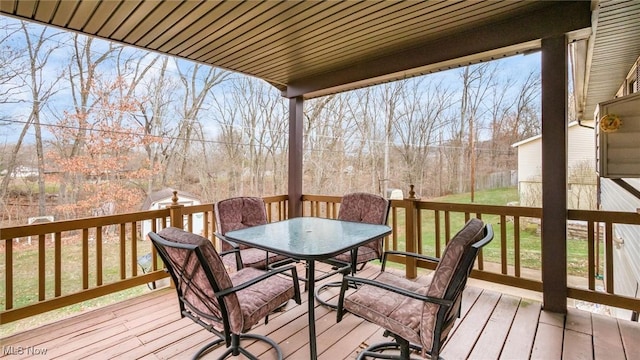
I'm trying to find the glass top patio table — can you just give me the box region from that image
[225,216,392,260]
[225,216,392,359]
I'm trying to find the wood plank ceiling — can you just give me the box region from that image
[1,0,636,119]
[0,1,559,94]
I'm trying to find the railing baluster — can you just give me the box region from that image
[587,220,595,290]
[131,222,137,277]
[266,203,273,222]
[514,216,521,278]
[55,232,61,296]
[7,239,13,310]
[120,223,126,280]
[417,208,423,254]
[444,211,451,245]
[435,210,441,258]
[39,234,45,301]
[83,229,89,290]
[96,227,103,286]
[501,215,507,275]
[605,221,614,294]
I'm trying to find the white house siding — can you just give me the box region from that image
[601,178,640,319]
[514,122,597,209]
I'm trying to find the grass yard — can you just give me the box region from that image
[391,188,604,278]
[0,234,159,337]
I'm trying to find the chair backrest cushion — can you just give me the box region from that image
[215,197,268,250]
[420,218,485,352]
[338,192,389,256]
[155,227,243,332]
[338,192,389,225]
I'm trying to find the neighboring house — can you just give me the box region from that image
[596,58,640,320]
[141,188,204,239]
[601,177,640,319]
[11,166,39,178]
[512,121,598,210]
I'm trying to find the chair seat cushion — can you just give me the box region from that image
[344,271,429,346]
[230,267,296,332]
[222,248,289,271]
[333,246,379,264]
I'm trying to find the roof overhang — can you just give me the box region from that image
[571,0,640,121]
[0,0,592,99]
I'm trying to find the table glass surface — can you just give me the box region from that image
[224,217,391,260]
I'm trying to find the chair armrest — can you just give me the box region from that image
[219,247,240,258]
[215,264,302,305]
[381,250,440,271]
[340,275,453,307]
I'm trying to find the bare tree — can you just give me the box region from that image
[0,22,63,217]
[304,94,350,194]
[457,63,496,201]
[0,20,28,205]
[136,56,177,191]
[393,77,454,197]
[487,69,540,172]
[211,79,244,195]
[172,61,229,188]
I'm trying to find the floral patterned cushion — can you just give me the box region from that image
[343,218,485,356]
[222,247,287,272]
[215,197,268,251]
[344,271,427,346]
[230,267,296,332]
[156,227,242,331]
[156,227,296,334]
[420,218,484,352]
[335,192,389,262]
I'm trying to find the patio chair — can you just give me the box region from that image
[315,192,390,308]
[149,227,301,360]
[336,218,493,359]
[214,196,290,271]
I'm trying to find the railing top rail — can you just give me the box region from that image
[569,209,640,224]
[1,208,171,239]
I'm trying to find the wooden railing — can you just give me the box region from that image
[2,193,639,325]
[0,194,288,324]
[302,194,640,313]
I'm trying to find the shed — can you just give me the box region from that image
[512,121,597,209]
[141,188,204,238]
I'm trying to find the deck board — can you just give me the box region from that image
[499,298,541,359]
[468,294,520,360]
[563,329,594,360]
[592,313,626,360]
[2,262,640,360]
[441,290,501,359]
[618,317,640,359]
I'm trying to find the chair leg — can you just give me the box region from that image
[193,333,284,360]
[315,279,359,309]
[192,338,225,359]
[355,334,425,360]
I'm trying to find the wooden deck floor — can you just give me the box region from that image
[2,263,639,360]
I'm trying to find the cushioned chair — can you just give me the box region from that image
[332,192,391,274]
[315,192,390,307]
[336,218,493,359]
[214,197,289,271]
[149,227,301,360]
